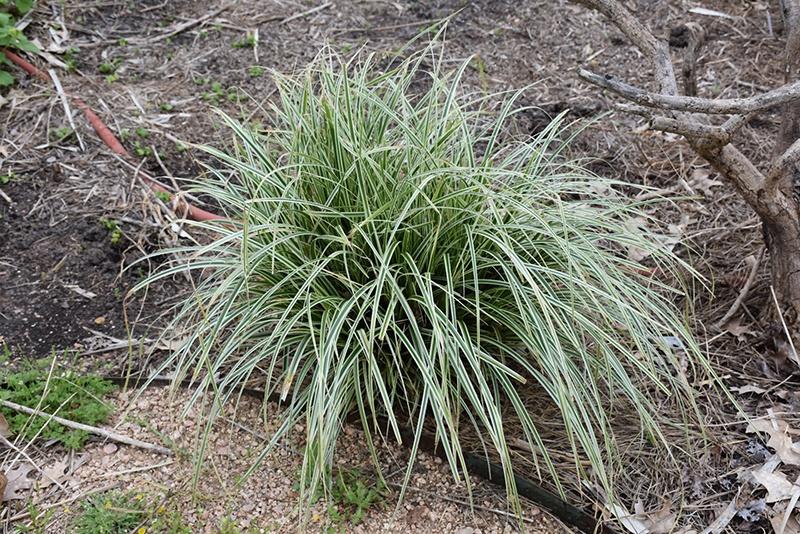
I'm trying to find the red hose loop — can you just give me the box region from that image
[3,48,224,222]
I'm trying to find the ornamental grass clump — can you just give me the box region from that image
[140,49,711,510]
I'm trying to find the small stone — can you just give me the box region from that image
[103,443,118,455]
[456,528,476,534]
[94,316,106,325]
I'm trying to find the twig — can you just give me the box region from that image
[770,285,800,367]
[716,248,765,328]
[579,69,800,115]
[7,482,120,522]
[281,2,332,25]
[48,68,85,151]
[0,188,11,203]
[91,459,175,480]
[0,399,173,456]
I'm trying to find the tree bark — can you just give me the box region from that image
[574,0,800,322]
[771,0,800,319]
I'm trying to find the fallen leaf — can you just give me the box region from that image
[40,460,68,489]
[747,416,800,466]
[770,500,800,534]
[689,168,724,197]
[732,384,767,395]
[643,502,677,534]
[625,217,652,262]
[606,503,649,534]
[700,494,738,534]
[2,462,35,501]
[723,317,753,340]
[0,412,11,439]
[64,284,97,299]
[752,470,799,503]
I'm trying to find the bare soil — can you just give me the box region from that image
[2,0,799,532]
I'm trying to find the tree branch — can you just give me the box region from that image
[580,69,800,115]
[572,0,678,95]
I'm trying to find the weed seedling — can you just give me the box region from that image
[159,102,175,112]
[247,65,264,78]
[135,127,149,138]
[117,38,128,46]
[15,500,55,534]
[327,469,385,526]
[0,354,115,449]
[64,47,79,72]
[0,172,14,185]
[98,60,118,75]
[133,141,153,158]
[100,217,123,244]
[72,491,144,534]
[52,126,73,142]
[154,190,171,203]
[232,33,256,49]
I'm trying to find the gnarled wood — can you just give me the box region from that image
[573,0,800,322]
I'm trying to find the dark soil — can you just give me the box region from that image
[0,174,130,356]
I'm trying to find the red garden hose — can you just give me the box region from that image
[3,49,223,222]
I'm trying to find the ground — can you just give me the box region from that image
[0,0,798,532]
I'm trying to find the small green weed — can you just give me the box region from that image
[64,47,79,72]
[202,81,227,103]
[15,500,55,534]
[98,60,118,75]
[327,469,385,526]
[0,355,115,449]
[232,33,256,49]
[135,127,149,138]
[154,190,171,203]
[100,217,123,244]
[133,141,152,158]
[0,172,13,185]
[72,491,144,534]
[117,37,128,46]
[159,102,174,112]
[51,126,73,142]
[0,0,38,86]
[247,65,264,78]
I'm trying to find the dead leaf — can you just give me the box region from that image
[689,168,724,197]
[770,500,800,534]
[723,317,753,340]
[700,494,739,534]
[0,412,11,439]
[606,502,649,534]
[64,284,97,299]
[746,416,800,466]
[2,462,35,501]
[752,470,799,503]
[732,384,767,395]
[40,460,68,489]
[625,217,652,262]
[0,472,6,501]
[642,502,677,534]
